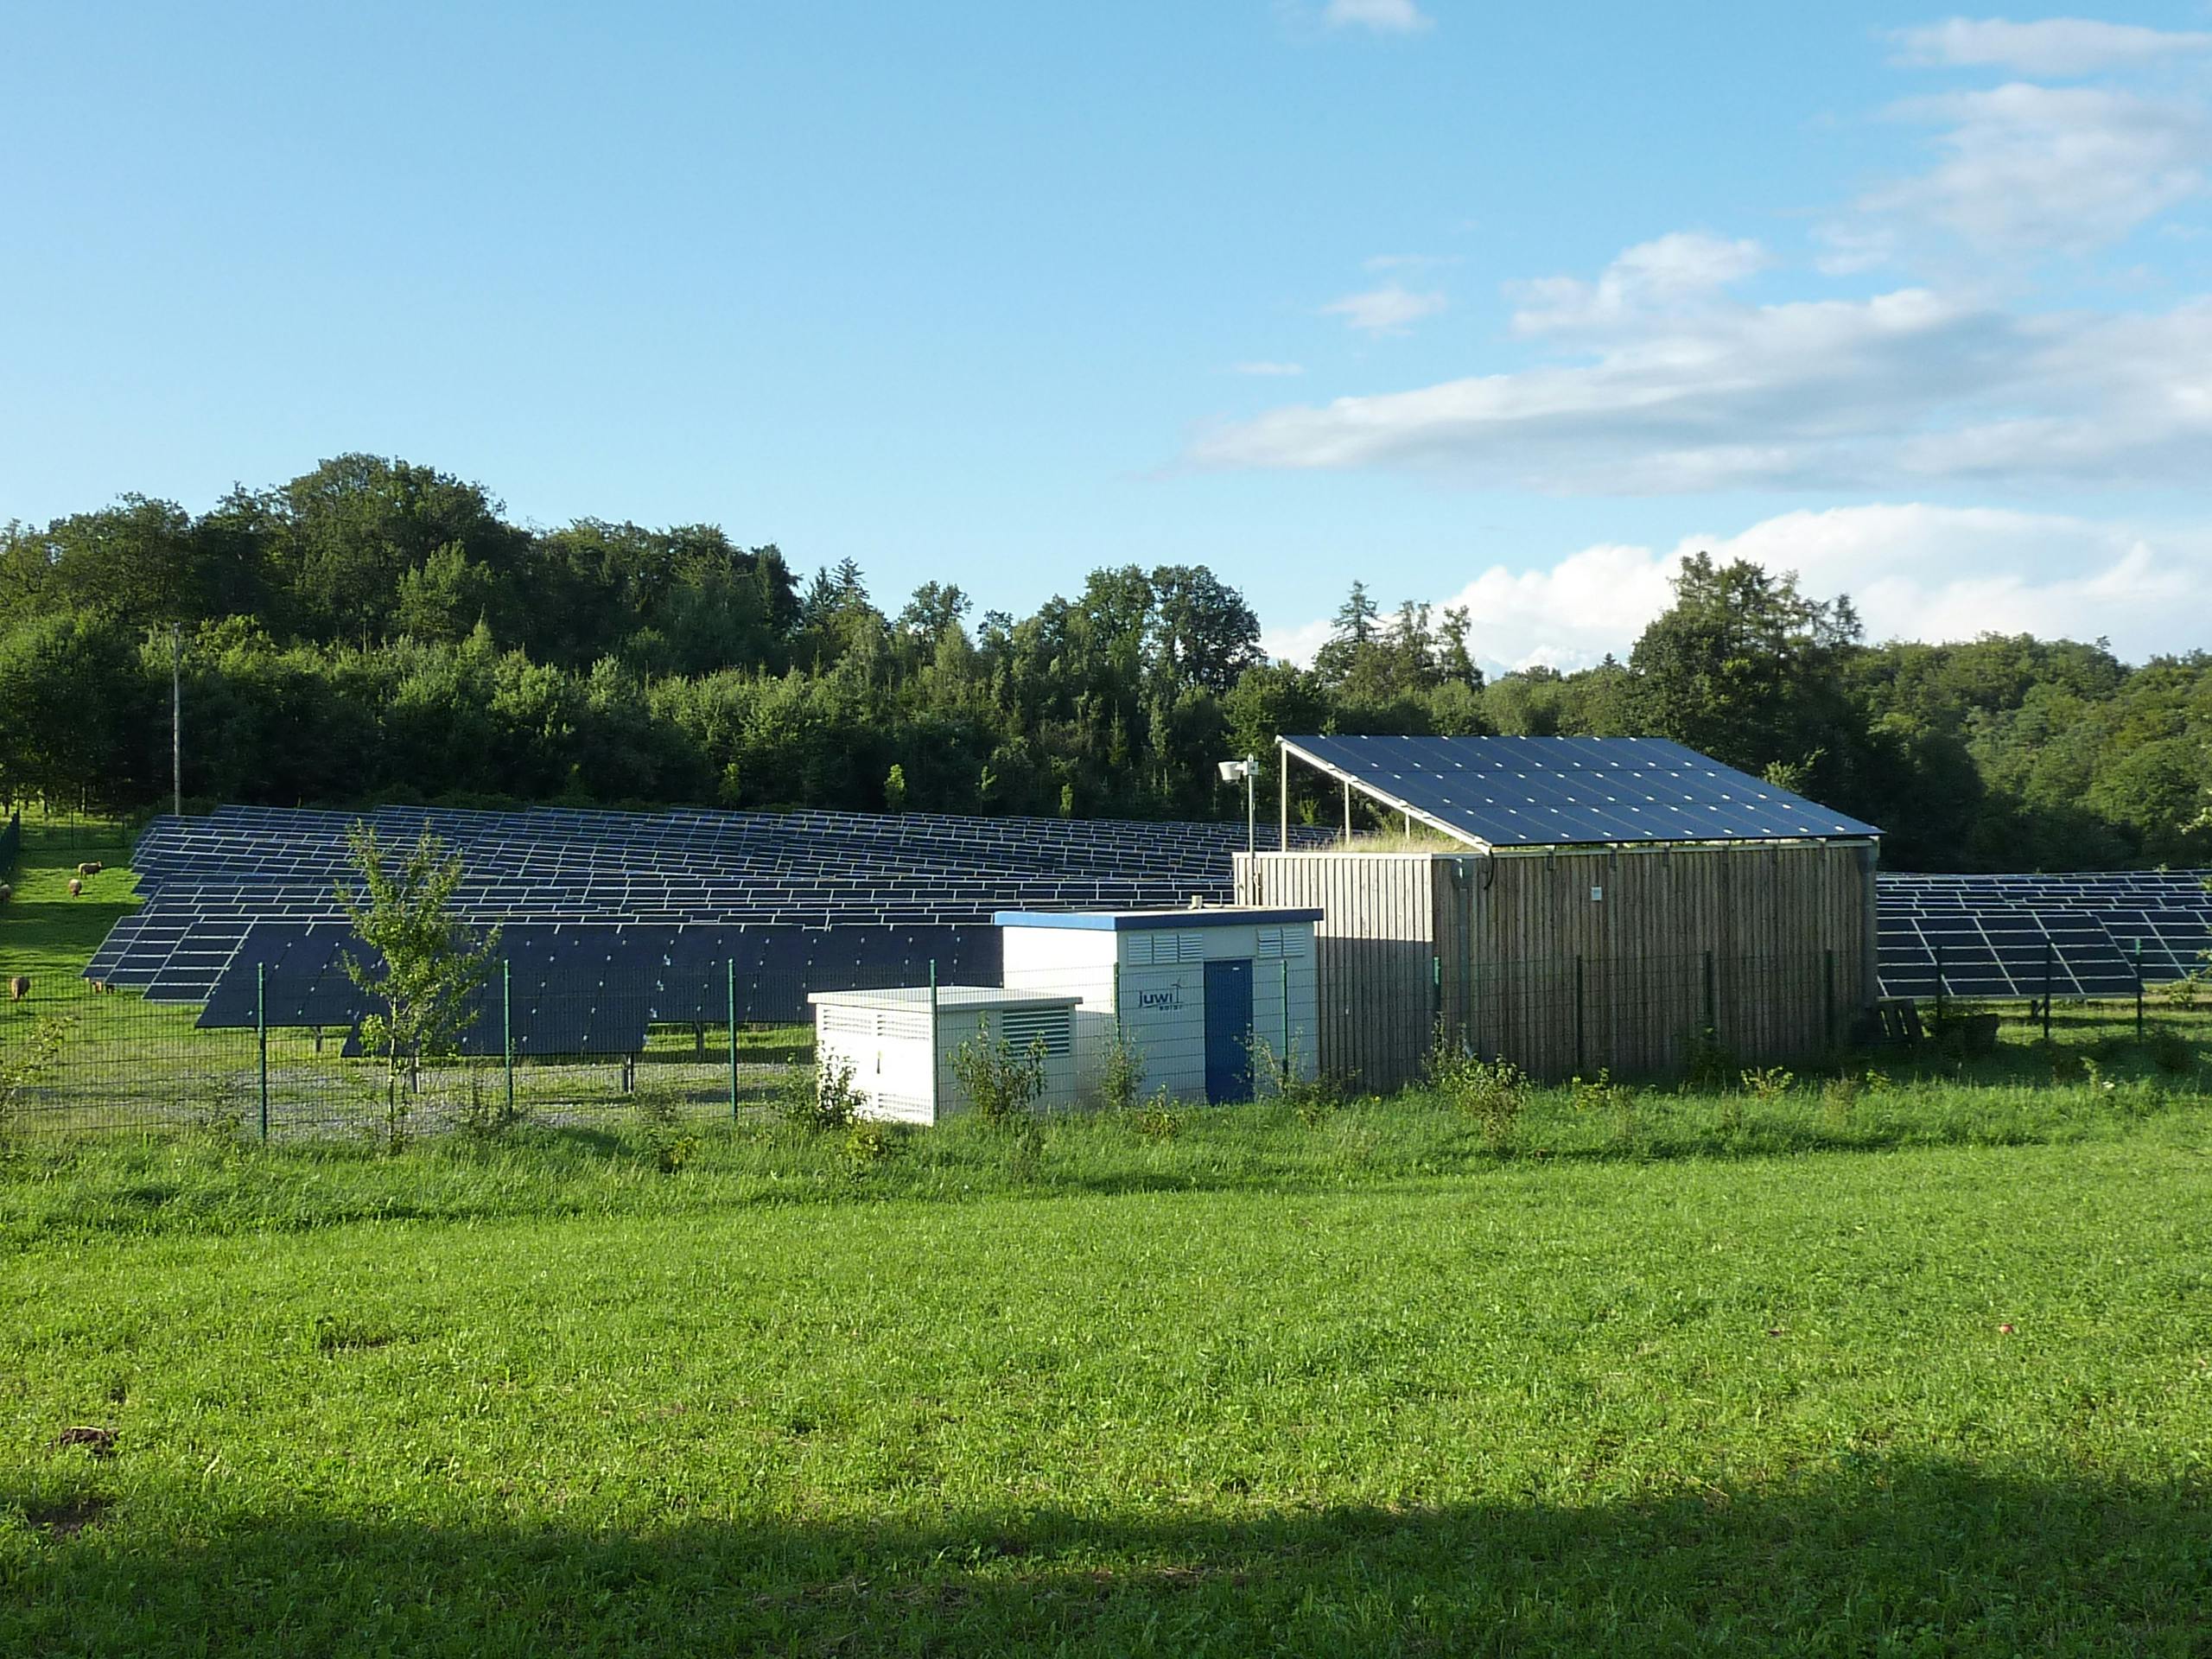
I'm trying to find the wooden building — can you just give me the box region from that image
[1234,735,1881,1088]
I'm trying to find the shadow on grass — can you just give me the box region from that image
[6,1459,2207,1656]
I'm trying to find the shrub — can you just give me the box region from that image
[1251,1032,1331,1120]
[1429,1043,1529,1150]
[779,1056,863,1134]
[1740,1066,1795,1103]
[2146,1028,2193,1076]
[1571,1069,1638,1146]
[951,1021,1046,1128]
[1820,1073,1861,1125]
[842,1119,893,1169]
[1098,1023,1144,1114]
[1683,1026,1736,1091]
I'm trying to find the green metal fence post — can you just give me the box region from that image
[727,957,740,1122]
[2135,940,2145,1040]
[1573,954,1585,1077]
[928,959,940,1122]
[1935,943,1947,1029]
[1701,950,1715,1038]
[256,962,269,1143]
[503,959,514,1120]
[2042,943,2055,1044]
[1281,957,1290,1060]
[1824,950,1836,1052]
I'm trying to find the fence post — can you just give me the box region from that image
[256,962,269,1144]
[503,959,515,1120]
[927,959,940,1122]
[1935,943,1946,1029]
[1701,950,1715,1038]
[1281,956,1291,1062]
[2043,943,2055,1044]
[1824,949,1836,1052]
[1573,954,1585,1077]
[2135,940,2145,1040]
[727,958,739,1122]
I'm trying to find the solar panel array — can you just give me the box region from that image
[1282,734,1882,849]
[1877,869,2212,999]
[92,804,1323,1030]
[193,920,1002,1053]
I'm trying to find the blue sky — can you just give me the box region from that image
[6,3,2212,669]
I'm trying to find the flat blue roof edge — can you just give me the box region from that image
[994,907,1325,931]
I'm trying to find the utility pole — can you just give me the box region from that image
[171,622,182,817]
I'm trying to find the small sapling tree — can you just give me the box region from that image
[337,821,499,1149]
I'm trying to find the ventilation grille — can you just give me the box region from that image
[1127,931,1203,966]
[996,1007,1072,1058]
[1256,927,1307,959]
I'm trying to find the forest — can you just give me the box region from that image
[1,454,2207,873]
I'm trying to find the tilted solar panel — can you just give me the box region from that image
[1281,734,1880,849]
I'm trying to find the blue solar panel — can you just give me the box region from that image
[1281,735,1881,849]
[1875,869,2212,998]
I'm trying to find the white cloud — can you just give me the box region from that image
[1196,233,2212,493]
[1510,232,1768,334]
[1262,505,2212,672]
[1231,360,1306,377]
[1891,16,2212,76]
[1322,0,1433,34]
[1863,83,2211,254]
[1319,282,1447,334]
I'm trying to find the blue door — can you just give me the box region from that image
[1203,958,1255,1103]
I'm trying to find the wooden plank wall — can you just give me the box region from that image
[1235,853,1437,1091]
[1243,844,1872,1085]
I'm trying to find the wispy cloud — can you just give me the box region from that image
[1319,282,1446,334]
[1322,0,1433,35]
[1510,232,1767,334]
[1231,360,1306,377]
[1198,233,2212,493]
[1858,82,2212,255]
[1891,16,2212,76]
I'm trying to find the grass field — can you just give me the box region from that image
[5,1082,2212,1656]
[7,820,2212,1652]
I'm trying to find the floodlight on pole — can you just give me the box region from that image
[1216,754,1257,855]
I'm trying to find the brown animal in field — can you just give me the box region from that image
[67,878,82,897]
[89,979,109,995]
[77,861,103,876]
[7,976,28,1001]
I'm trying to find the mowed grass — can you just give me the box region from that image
[5,1093,2212,1656]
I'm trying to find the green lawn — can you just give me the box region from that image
[4,1095,2211,1656]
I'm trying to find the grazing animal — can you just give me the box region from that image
[76,861,104,876]
[7,976,28,1002]
[0,883,11,903]
[67,878,82,897]
[89,979,109,995]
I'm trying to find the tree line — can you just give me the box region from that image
[3,454,2206,871]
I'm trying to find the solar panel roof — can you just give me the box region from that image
[1281,735,1881,849]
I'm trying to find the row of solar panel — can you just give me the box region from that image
[196,922,1005,1053]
